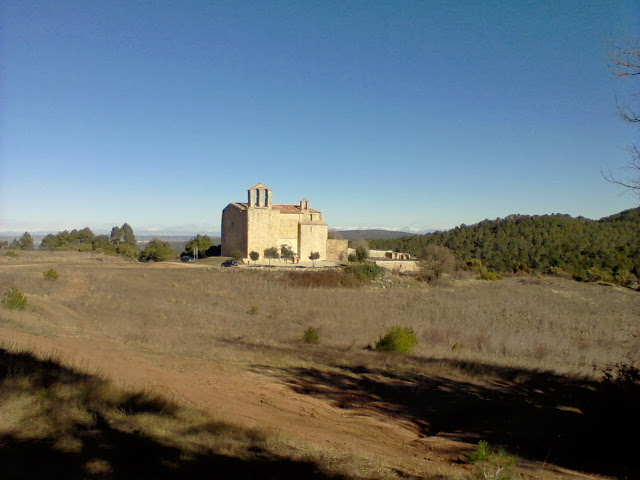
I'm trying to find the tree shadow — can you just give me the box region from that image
[0,421,347,480]
[0,349,348,480]
[252,357,638,479]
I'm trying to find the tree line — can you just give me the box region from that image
[2,227,229,263]
[0,224,175,263]
[369,208,640,285]
[37,223,140,259]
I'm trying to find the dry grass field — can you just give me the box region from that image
[0,250,638,479]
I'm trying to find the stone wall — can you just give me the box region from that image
[326,239,348,262]
[277,213,301,253]
[367,249,411,259]
[374,259,419,273]
[221,205,247,257]
[247,207,281,258]
[299,223,328,260]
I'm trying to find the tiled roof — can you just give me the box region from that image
[229,203,321,214]
[274,204,321,214]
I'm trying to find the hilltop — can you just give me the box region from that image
[369,207,640,284]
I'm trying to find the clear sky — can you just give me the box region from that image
[2,1,639,234]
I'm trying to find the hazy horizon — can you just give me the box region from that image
[1,205,636,239]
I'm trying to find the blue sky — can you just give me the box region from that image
[2,1,639,234]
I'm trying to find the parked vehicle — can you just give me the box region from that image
[221,259,238,267]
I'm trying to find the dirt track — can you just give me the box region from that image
[0,323,470,478]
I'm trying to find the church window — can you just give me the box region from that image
[255,189,260,206]
[265,190,269,205]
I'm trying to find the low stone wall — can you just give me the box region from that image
[361,249,412,260]
[327,239,348,262]
[374,259,419,273]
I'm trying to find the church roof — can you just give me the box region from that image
[229,203,321,214]
[273,204,321,214]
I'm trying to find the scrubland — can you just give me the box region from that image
[0,250,638,479]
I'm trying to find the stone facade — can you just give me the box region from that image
[326,239,349,262]
[222,184,343,261]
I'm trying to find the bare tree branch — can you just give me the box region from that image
[608,38,640,196]
[602,146,640,195]
[609,41,640,77]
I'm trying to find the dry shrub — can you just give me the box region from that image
[286,270,355,288]
[417,245,456,282]
[286,270,340,287]
[285,265,380,288]
[43,269,60,281]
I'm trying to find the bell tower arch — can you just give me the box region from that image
[248,183,272,208]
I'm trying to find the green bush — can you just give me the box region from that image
[466,440,517,480]
[478,270,502,281]
[139,239,174,262]
[248,305,260,315]
[302,326,319,344]
[343,263,383,282]
[43,269,59,281]
[2,287,28,310]
[5,250,19,258]
[467,440,493,463]
[375,326,418,354]
[614,270,638,287]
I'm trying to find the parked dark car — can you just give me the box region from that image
[221,259,238,267]
[180,255,195,263]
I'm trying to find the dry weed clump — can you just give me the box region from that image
[43,268,60,280]
[285,270,356,288]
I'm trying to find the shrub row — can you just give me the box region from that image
[301,325,418,354]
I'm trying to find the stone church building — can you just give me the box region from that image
[221,183,347,262]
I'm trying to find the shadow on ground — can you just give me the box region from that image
[0,430,342,480]
[252,354,639,479]
[0,349,347,480]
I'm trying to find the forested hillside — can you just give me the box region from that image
[369,208,640,284]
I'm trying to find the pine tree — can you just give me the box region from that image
[19,232,34,251]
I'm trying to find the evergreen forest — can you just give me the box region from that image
[369,208,640,285]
